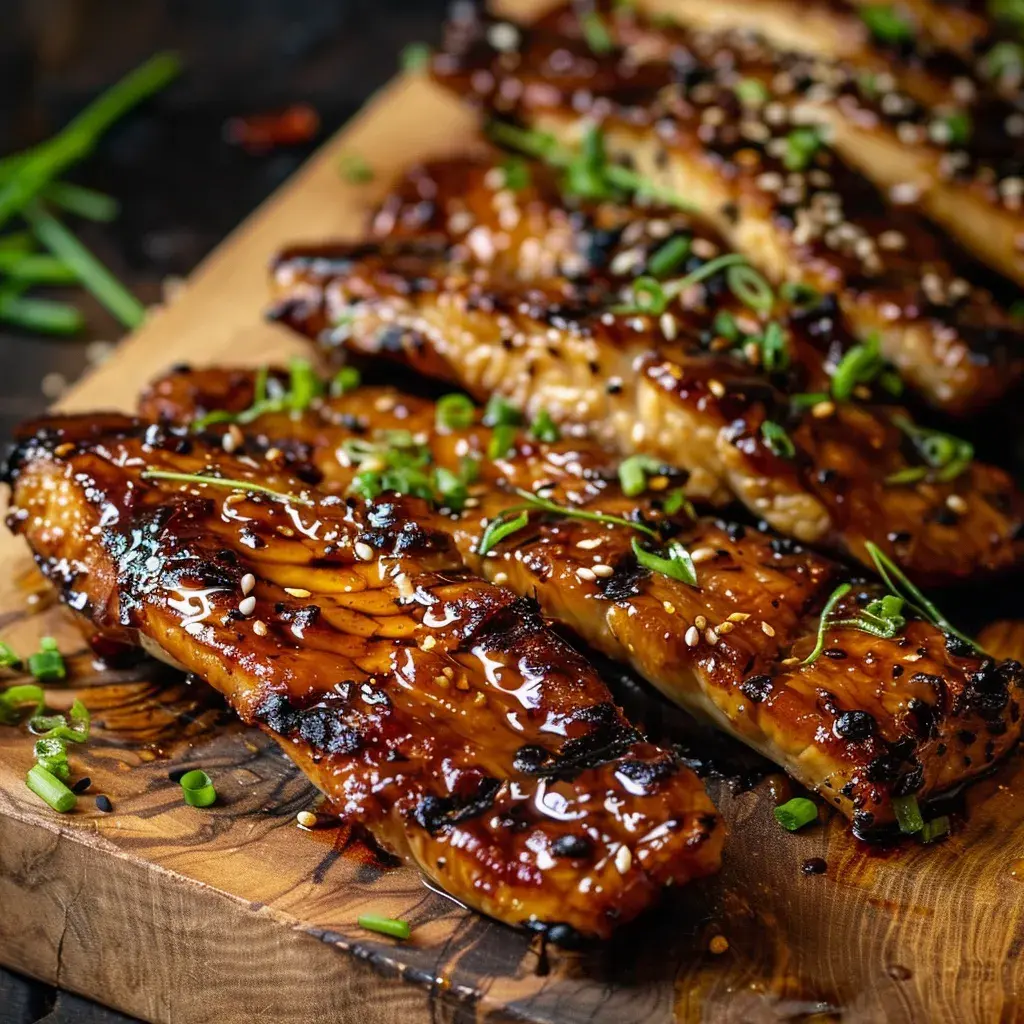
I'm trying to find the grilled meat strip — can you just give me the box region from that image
[139,366,1024,832]
[5,414,722,941]
[269,235,1024,585]
[431,5,1024,413]
[517,2,1024,287]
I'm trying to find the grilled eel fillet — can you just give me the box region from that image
[433,4,1024,393]
[269,235,1024,586]
[138,366,1024,833]
[4,414,722,942]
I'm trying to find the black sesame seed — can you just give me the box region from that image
[168,768,188,783]
[71,777,92,794]
[95,795,113,813]
[802,857,827,876]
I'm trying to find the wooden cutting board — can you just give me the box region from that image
[4,14,1024,1023]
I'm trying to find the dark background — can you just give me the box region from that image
[0,1,448,1020]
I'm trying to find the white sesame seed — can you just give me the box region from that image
[812,400,836,419]
[577,537,603,550]
[614,845,632,874]
[492,571,509,585]
[705,628,720,645]
[663,601,676,614]
[240,573,256,595]
[762,621,776,637]
[297,811,317,829]
[685,626,700,647]
[717,621,735,635]
[728,612,751,623]
[422,635,436,651]
[284,587,311,598]
[238,595,256,616]
[690,547,717,564]
[253,619,268,637]
[592,564,614,577]
[708,379,726,399]
[577,567,597,582]
[355,541,374,562]
[946,494,968,514]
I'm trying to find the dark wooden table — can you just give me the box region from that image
[1,2,447,1020]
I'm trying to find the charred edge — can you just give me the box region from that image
[254,691,363,755]
[413,776,502,835]
[362,500,453,556]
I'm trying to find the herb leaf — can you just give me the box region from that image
[631,536,698,586]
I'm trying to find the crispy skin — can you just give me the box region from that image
[139,367,1024,831]
[269,234,1024,585]
[431,7,1024,412]
[5,415,722,941]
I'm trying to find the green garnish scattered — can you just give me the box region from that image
[193,360,324,431]
[618,454,665,498]
[400,42,432,72]
[529,409,560,443]
[179,769,217,808]
[734,78,769,106]
[631,536,697,586]
[803,583,908,665]
[885,417,973,486]
[0,683,44,723]
[0,642,22,669]
[580,10,614,54]
[27,637,65,682]
[0,251,77,285]
[921,815,950,844]
[487,423,518,460]
[512,487,659,539]
[26,763,77,813]
[141,469,315,507]
[646,235,692,279]
[801,583,852,666]
[478,510,530,555]
[782,126,824,172]
[773,796,818,831]
[831,332,890,402]
[482,394,522,427]
[42,181,119,222]
[436,393,476,432]
[339,153,375,184]
[779,281,821,309]
[859,4,915,44]
[499,156,531,192]
[982,41,1024,81]
[755,321,789,373]
[29,697,89,742]
[357,914,411,940]
[662,488,695,518]
[935,112,972,147]
[330,365,362,396]
[760,421,796,459]
[892,794,924,835]
[34,737,71,782]
[864,542,976,650]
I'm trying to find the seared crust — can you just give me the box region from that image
[269,233,1024,584]
[4,414,722,941]
[138,367,1024,831]
[430,6,1024,412]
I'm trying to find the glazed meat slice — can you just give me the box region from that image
[139,366,1024,832]
[269,240,1024,584]
[430,6,1024,412]
[4,414,722,942]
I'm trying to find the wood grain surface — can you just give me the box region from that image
[4,21,1024,1024]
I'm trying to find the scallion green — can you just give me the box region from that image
[631,536,697,586]
[436,393,476,431]
[773,796,818,831]
[357,914,411,940]
[26,763,77,813]
[478,510,530,555]
[892,794,924,834]
[179,769,217,808]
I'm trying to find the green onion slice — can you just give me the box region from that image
[646,235,691,278]
[921,815,950,844]
[773,796,818,831]
[331,366,362,396]
[760,420,796,459]
[26,763,77,813]
[357,914,411,940]
[892,794,924,834]
[30,698,90,742]
[27,637,66,681]
[436,393,476,431]
[34,737,71,781]
[631,536,698,587]
[179,769,217,808]
[0,683,45,723]
[529,409,561,443]
[482,394,522,427]
[478,510,530,556]
[801,583,852,666]
[618,454,664,497]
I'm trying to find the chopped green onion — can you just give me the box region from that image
[486,121,563,163]
[511,487,658,539]
[179,768,217,808]
[646,235,691,278]
[887,417,973,485]
[892,794,924,834]
[735,78,769,106]
[935,112,971,147]
[529,410,561,443]
[801,583,852,666]
[580,10,614,54]
[26,763,77,813]
[662,488,695,518]
[34,737,71,781]
[773,796,818,831]
[727,264,775,314]
[0,291,84,334]
[618,454,664,497]
[330,366,362,396]
[482,394,522,427]
[612,275,667,315]
[339,153,374,184]
[631,536,698,586]
[0,683,45,723]
[830,593,906,641]
[436,393,476,431]
[488,424,518,460]
[760,420,796,459]
[286,358,322,413]
[864,542,976,650]
[357,914,411,940]
[0,52,180,232]
[791,392,830,413]
[30,698,89,742]
[860,4,915,44]
[499,157,531,192]
[433,466,470,512]
[755,321,789,372]
[478,510,530,555]
[400,42,432,72]
[783,126,824,172]
[27,637,65,681]
[921,815,950,844]
[779,281,821,308]
[141,469,315,507]
[982,41,1024,81]
[713,310,741,343]
[24,201,145,328]
[42,181,119,221]
[831,333,885,401]
[564,125,612,200]
[0,641,21,669]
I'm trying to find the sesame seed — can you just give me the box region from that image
[717,621,735,635]
[238,596,256,617]
[946,494,968,514]
[240,573,256,595]
[473,691,487,706]
[728,612,751,623]
[297,811,317,829]
[615,845,632,874]
[762,621,776,637]
[577,537,603,549]
[422,635,436,651]
[811,401,835,419]
[695,615,707,630]
[663,601,676,614]
[284,587,311,598]
[660,312,678,340]
[709,935,730,955]
[222,425,243,454]
[492,571,509,584]
[253,619,268,637]
[264,447,283,463]
[577,567,597,582]
[355,541,374,561]
[434,674,449,689]
[690,547,717,564]
[708,379,726,399]
[705,628,719,645]
[685,626,700,647]
[781,656,800,666]
[593,564,614,577]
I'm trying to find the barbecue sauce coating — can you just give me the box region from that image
[139,367,1024,829]
[4,414,722,941]
[269,165,1024,584]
